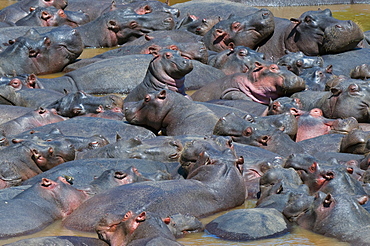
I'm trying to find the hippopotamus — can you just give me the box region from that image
[4,236,108,246]
[76,136,183,164]
[276,51,324,75]
[62,136,246,232]
[350,63,370,80]
[75,8,174,48]
[0,107,65,138]
[213,112,306,157]
[299,65,335,91]
[0,85,65,109]
[95,211,183,246]
[22,158,177,189]
[203,8,275,52]
[176,14,221,36]
[10,116,156,145]
[0,0,67,23]
[0,26,83,75]
[207,46,266,75]
[295,192,370,245]
[125,89,219,136]
[124,49,193,102]
[173,0,259,20]
[0,176,88,239]
[266,97,303,116]
[47,91,124,117]
[205,208,290,241]
[257,9,364,61]
[65,0,179,23]
[15,7,90,27]
[191,62,306,105]
[319,79,370,123]
[85,30,208,63]
[340,129,370,155]
[295,108,358,142]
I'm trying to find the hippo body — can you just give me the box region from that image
[0,176,87,239]
[0,26,83,75]
[191,63,305,105]
[125,89,219,136]
[124,49,194,103]
[0,0,67,23]
[63,160,246,232]
[257,9,364,62]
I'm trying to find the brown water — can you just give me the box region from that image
[0,0,368,245]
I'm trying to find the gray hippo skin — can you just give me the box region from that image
[15,6,90,27]
[0,176,88,239]
[0,26,83,75]
[191,62,305,104]
[296,192,370,245]
[62,138,246,232]
[203,8,275,52]
[4,236,108,246]
[257,9,364,61]
[0,0,67,23]
[124,49,193,103]
[125,89,219,136]
[96,211,183,246]
[75,8,175,48]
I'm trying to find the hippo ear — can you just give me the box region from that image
[322,9,333,17]
[357,195,368,205]
[242,127,253,137]
[323,194,333,208]
[290,18,301,25]
[326,65,333,73]
[136,211,146,223]
[157,90,167,99]
[57,9,67,18]
[107,20,119,32]
[147,45,160,56]
[162,217,171,225]
[308,162,318,173]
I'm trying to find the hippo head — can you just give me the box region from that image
[28,138,76,171]
[208,46,266,75]
[277,51,324,75]
[204,8,275,52]
[36,176,88,218]
[96,211,147,245]
[291,9,364,56]
[321,81,370,123]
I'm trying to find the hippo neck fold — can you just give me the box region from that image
[146,62,186,95]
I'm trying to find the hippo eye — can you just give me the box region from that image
[231,22,241,31]
[144,95,151,102]
[239,50,247,56]
[304,16,313,23]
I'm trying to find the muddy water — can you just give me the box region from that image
[0,0,368,245]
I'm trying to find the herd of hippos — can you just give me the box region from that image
[0,0,370,245]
